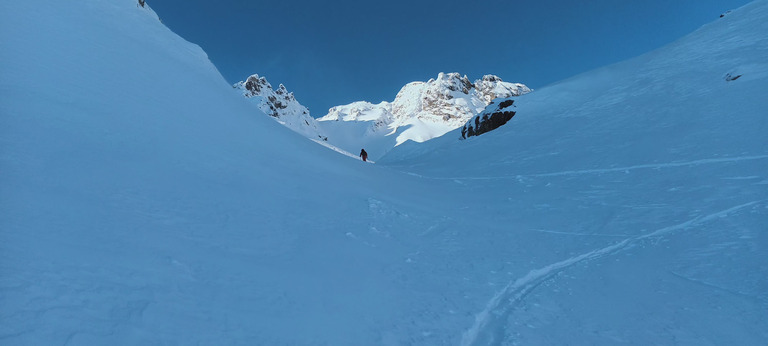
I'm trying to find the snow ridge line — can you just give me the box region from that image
[408,155,768,181]
[460,200,762,346]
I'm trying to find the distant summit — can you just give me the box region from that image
[233,74,326,141]
[318,72,531,160]
[387,72,530,128]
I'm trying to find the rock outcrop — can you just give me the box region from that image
[461,98,517,139]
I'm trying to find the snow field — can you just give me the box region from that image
[1,0,766,345]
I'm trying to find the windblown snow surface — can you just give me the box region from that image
[1,0,766,345]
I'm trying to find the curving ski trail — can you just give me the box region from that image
[460,200,761,346]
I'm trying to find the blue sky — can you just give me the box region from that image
[150,0,751,117]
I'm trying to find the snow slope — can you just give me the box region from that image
[0,1,445,344]
[1,1,767,346]
[381,1,768,344]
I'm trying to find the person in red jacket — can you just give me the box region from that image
[359,149,368,162]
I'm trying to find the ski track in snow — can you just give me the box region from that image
[530,155,768,178]
[528,229,632,237]
[407,155,768,181]
[667,271,766,303]
[311,139,376,163]
[460,200,762,346]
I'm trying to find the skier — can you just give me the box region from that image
[359,149,368,162]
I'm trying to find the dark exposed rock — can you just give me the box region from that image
[460,76,473,94]
[467,125,475,137]
[499,99,515,109]
[243,75,268,95]
[461,98,517,139]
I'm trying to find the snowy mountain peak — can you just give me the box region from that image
[234,74,303,117]
[317,72,531,160]
[240,74,270,95]
[275,83,289,95]
[389,72,530,125]
[433,72,474,94]
[234,74,326,141]
[324,101,394,124]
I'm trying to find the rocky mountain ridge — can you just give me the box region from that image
[233,74,327,141]
[235,72,530,159]
[317,73,531,159]
[323,72,530,128]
